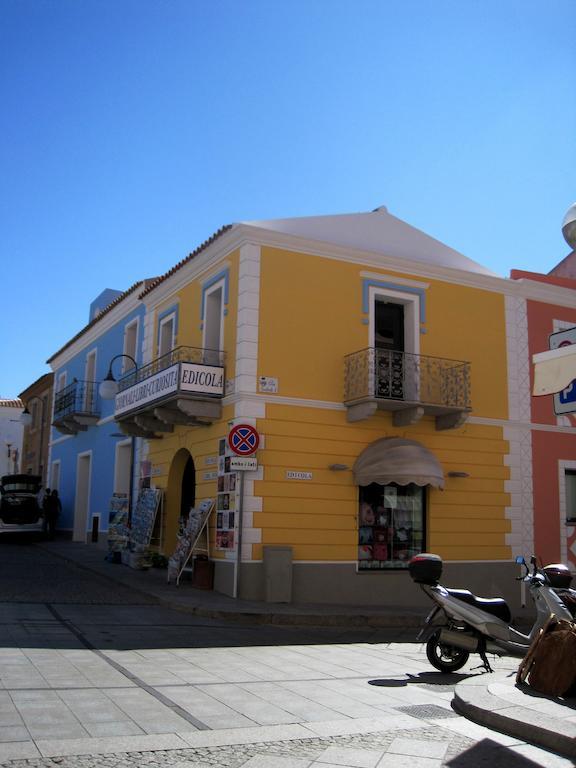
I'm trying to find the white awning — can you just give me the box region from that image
[533,346,576,396]
[353,437,444,489]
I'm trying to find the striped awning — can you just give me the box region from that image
[353,437,444,489]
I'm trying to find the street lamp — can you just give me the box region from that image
[21,395,47,479]
[99,354,138,400]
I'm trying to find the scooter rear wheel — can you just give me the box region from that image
[426,632,470,672]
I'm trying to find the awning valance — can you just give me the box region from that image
[353,437,444,489]
[533,346,576,396]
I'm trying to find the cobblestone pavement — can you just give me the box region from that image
[0,540,155,605]
[1,727,572,768]
[0,540,572,768]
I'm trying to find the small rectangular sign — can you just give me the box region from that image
[230,456,258,471]
[203,471,219,481]
[286,471,313,480]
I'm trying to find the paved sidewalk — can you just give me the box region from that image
[30,539,576,763]
[39,540,428,629]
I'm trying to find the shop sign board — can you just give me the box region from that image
[286,471,313,480]
[115,362,224,416]
[550,327,576,415]
[228,424,260,456]
[230,456,258,471]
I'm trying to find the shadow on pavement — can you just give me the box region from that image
[445,739,562,767]
[368,670,474,687]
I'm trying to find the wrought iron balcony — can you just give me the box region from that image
[52,380,100,435]
[113,345,226,438]
[344,348,471,430]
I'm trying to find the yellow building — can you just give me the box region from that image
[112,209,520,609]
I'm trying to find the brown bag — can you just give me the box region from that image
[526,620,576,697]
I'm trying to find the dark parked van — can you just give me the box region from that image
[0,474,45,535]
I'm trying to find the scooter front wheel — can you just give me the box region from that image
[426,631,470,672]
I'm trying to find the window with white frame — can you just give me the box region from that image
[203,279,225,365]
[50,461,61,492]
[566,470,576,523]
[158,313,176,358]
[368,284,421,402]
[84,350,97,410]
[123,319,139,373]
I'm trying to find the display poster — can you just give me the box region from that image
[167,498,214,583]
[357,484,424,570]
[216,437,237,549]
[130,488,162,549]
[107,494,129,552]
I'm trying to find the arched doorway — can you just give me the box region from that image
[165,449,196,551]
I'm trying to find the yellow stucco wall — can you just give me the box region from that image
[252,404,510,562]
[258,247,509,419]
[253,246,511,562]
[145,253,240,553]
[145,244,512,564]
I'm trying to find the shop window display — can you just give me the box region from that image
[358,483,425,570]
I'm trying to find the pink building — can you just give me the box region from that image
[510,256,576,569]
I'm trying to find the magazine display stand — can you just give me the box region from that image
[130,488,163,550]
[107,494,129,555]
[167,499,214,586]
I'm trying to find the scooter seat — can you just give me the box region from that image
[445,588,512,623]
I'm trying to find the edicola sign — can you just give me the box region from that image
[550,327,576,415]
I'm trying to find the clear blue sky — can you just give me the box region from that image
[1,0,575,397]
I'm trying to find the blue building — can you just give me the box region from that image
[47,282,150,541]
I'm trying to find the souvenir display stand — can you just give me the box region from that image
[107,494,129,559]
[123,488,164,569]
[167,499,214,586]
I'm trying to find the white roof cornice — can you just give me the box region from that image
[135,220,576,310]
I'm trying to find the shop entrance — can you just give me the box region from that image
[180,456,196,530]
[165,449,196,551]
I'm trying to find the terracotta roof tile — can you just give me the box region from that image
[138,225,233,299]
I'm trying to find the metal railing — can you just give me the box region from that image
[117,346,225,393]
[344,348,471,410]
[53,380,100,420]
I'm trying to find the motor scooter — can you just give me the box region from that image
[409,553,574,673]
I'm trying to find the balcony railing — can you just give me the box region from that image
[116,346,225,393]
[112,345,226,437]
[344,348,471,429]
[52,380,100,435]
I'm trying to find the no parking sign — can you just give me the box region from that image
[228,424,260,456]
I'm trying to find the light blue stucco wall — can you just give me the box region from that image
[48,302,145,538]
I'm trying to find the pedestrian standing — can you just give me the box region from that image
[44,490,61,540]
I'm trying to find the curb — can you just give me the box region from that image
[453,673,576,759]
[38,542,426,630]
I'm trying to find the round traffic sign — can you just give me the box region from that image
[228,424,260,456]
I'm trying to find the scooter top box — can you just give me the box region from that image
[543,563,572,588]
[409,553,442,584]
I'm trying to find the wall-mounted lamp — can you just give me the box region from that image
[329,464,349,471]
[448,471,469,478]
[99,354,138,400]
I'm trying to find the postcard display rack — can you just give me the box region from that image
[107,494,130,554]
[125,488,164,568]
[167,498,215,585]
[216,437,237,550]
